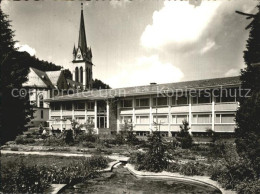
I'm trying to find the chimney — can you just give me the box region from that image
[150,82,157,85]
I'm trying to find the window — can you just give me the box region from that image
[41,110,44,119]
[136,98,149,107]
[75,101,85,110]
[75,116,85,124]
[153,115,168,124]
[120,115,132,124]
[172,115,189,124]
[62,116,72,121]
[215,89,237,103]
[39,94,44,108]
[192,114,212,124]
[215,114,235,124]
[176,96,188,105]
[52,103,60,111]
[62,102,72,110]
[136,131,150,136]
[87,102,94,110]
[121,99,132,108]
[153,97,168,106]
[136,115,149,124]
[198,94,211,104]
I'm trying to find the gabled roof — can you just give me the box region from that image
[23,68,55,88]
[46,71,62,86]
[45,76,241,102]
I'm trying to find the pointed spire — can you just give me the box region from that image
[78,3,87,56]
[73,44,76,55]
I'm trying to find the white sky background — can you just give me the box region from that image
[1,0,258,88]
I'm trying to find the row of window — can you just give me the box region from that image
[120,113,235,124]
[51,116,94,123]
[51,102,95,111]
[120,94,236,108]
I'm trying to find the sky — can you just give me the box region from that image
[1,0,258,88]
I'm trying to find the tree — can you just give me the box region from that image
[176,120,193,149]
[92,79,111,89]
[235,4,260,173]
[0,9,33,144]
[143,131,169,172]
[63,69,72,80]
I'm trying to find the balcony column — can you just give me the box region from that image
[94,100,98,134]
[212,96,215,132]
[132,98,135,129]
[117,100,121,133]
[72,102,75,120]
[168,97,172,137]
[106,100,109,128]
[149,95,153,133]
[188,94,192,135]
[60,103,63,131]
[85,101,87,123]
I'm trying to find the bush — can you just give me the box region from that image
[15,136,35,145]
[236,180,260,194]
[43,136,65,146]
[10,146,19,151]
[65,130,74,145]
[114,133,125,145]
[1,162,50,193]
[176,120,193,149]
[81,141,95,148]
[76,133,97,143]
[129,132,169,172]
[129,152,146,171]
[210,159,256,190]
[87,155,109,170]
[178,161,208,176]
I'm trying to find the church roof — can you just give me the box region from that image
[78,4,87,56]
[23,68,55,88]
[45,76,241,102]
[66,79,83,89]
[46,71,62,86]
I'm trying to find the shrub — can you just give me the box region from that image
[210,159,256,190]
[129,132,169,172]
[114,133,125,145]
[43,136,65,146]
[10,146,19,151]
[76,133,97,143]
[236,180,260,194]
[65,130,74,145]
[1,162,50,193]
[129,152,146,171]
[15,136,35,144]
[81,141,95,148]
[178,161,208,176]
[176,120,193,149]
[87,155,109,169]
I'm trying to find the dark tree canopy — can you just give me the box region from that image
[235,4,260,173]
[63,69,72,80]
[0,9,62,144]
[92,79,111,89]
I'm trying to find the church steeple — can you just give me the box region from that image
[71,3,93,90]
[78,3,87,56]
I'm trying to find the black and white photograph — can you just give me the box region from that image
[1,0,260,193]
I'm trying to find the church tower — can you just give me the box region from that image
[72,3,93,90]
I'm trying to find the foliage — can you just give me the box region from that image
[63,68,72,79]
[176,120,193,149]
[210,159,256,190]
[129,132,169,172]
[65,130,74,145]
[236,180,260,194]
[92,78,111,89]
[167,161,209,176]
[15,136,35,145]
[235,3,260,175]
[1,155,109,193]
[128,152,146,171]
[1,161,50,193]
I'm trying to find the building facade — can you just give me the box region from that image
[46,76,240,137]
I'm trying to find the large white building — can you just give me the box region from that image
[46,76,240,138]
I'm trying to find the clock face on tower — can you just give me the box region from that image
[77,54,81,59]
